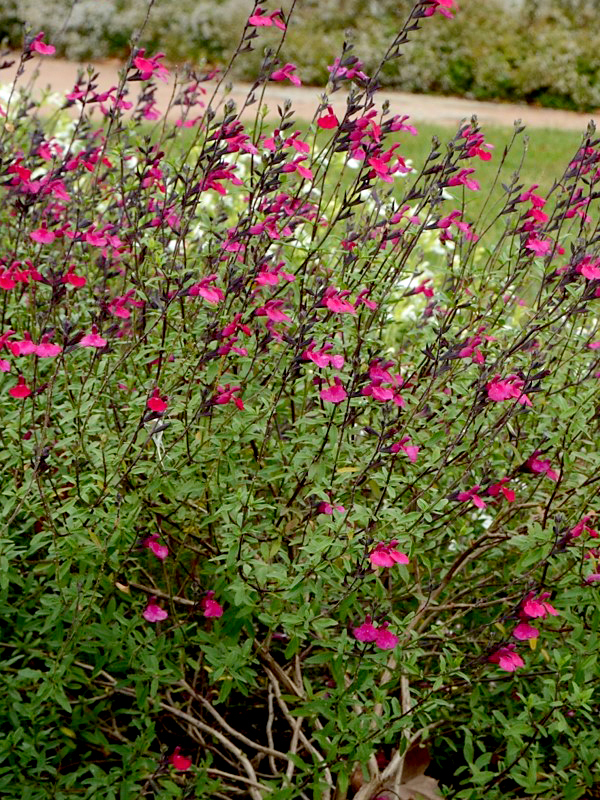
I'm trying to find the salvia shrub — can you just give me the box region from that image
[0,2,599,799]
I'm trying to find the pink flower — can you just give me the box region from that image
[447,168,480,191]
[143,597,168,622]
[169,747,192,771]
[9,376,31,398]
[30,227,56,244]
[80,325,107,349]
[270,63,301,86]
[513,622,540,641]
[248,7,286,30]
[424,0,458,19]
[35,336,62,358]
[390,437,419,463]
[317,501,345,515]
[487,478,515,503]
[320,377,347,404]
[215,384,244,410]
[489,645,524,672]
[201,591,223,618]
[147,389,168,413]
[132,49,169,82]
[29,32,55,55]
[317,106,339,129]
[353,617,398,650]
[188,274,224,305]
[457,485,486,510]
[522,592,558,619]
[322,287,356,314]
[353,616,378,643]
[525,453,559,482]
[525,235,552,257]
[374,625,399,650]
[144,535,169,561]
[369,541,409,567]
[487,374,532,406]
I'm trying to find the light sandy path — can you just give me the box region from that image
[2,53,598,133]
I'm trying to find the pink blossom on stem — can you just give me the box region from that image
[457,485,487,510]
[522,592,558,619]
[489,644,524,672]
[80,325,107,349]
[487,374,532,406]
[147,389,168,413]
[188,274,224,305]
[369,540,409,567]
[9,376,31,398]
[525,453,559,482]
[201,591,223,618]
[248,7,286,30]
[143,597,168,622]
[525,235,552,257]
[424,0,458,19]
[317,106,339,129]
[215,384,244,410]
[390,437,419,463]
[270,63,301,86]
[513,622,540,641]
[169,747,192,771]
[317,501,345,515]
[144,535,169,561]
[30,227,56,244]
[353,616,378,643]
[322,287,356,314]
[320,377,347,405]
[132,49,169,82]
[487,478,515,503]
[447,168,480,191]
[29,32,55,55]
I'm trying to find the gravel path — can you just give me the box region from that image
[2,53,598,133]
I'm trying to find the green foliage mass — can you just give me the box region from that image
[0,4,600,799]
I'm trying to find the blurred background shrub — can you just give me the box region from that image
[2,0,600,110]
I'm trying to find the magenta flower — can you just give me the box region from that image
[424,0,457,19]
[248,6,286,30]
[35,337,62,358]
[522,592,558,619]
[317,501,345,515]
[486,374,532,406]
[353,617,398,650]
[317,106,339,129]
[132,49,169,82]
[147,389,168,413]
[144,535,169,561]
[188,274,224,305]
[8,376,31,398]
[525,453,559,482]
[80,325,107,349]
[169,746,192,771]
[320,378,347,404]
[525,235,552,257]
[322,287,356,314]
[29,32,55,55]
[30,227,56,244]
[270,63,301,86]
[390,437,419,463]
[487,478,515,503]
[143,597,168,622]
[457,485,487,510]
[512,622,540,641]
[353,616,378,643]
[201,591,223,618]
[489,645,524,672]
[369,541,409,567]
